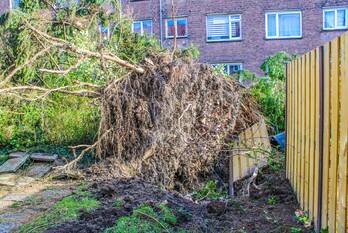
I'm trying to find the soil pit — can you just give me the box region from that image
[44,169,312,233]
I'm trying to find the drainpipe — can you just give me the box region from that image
[159,0,163,47]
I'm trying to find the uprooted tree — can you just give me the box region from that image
[0,0,261,190]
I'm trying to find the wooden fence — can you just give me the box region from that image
[286,32,348,232]
[229,119,271,194]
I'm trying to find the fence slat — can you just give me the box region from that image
[321,42,331,229]
[328,37,339,233]
[337,33,348,233]
[287,32,348,232]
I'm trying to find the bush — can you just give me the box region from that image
[250,78,285,133]
[260,51,292,81]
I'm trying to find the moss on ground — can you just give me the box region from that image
[103,203,187,233]
[18,184,98,233]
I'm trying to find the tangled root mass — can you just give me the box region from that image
[92,53,260,191]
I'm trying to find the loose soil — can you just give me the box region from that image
[45,169,312,233]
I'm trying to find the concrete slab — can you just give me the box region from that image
[8,152,27,159]
[0,155,30,173]
[25,163,52,178]
[0,174,17,187]
[30,153,58,162]
[0,174,35,187]
[0,222,17,233]
[2,193,29,202]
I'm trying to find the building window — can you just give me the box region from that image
[213,63,243,75]
[207,14,241,42]
[165,17,188,38]
[323,8,348,30]
[265,11,302,39]
[132,20,153,36]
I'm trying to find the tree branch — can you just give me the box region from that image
[26,22,145,74]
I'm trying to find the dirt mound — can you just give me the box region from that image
[90,53,260,190]
[45,171,311,233]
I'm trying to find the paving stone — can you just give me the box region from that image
[2,193,28,202]
[8,152,27,159]
[0,222,17,233]
[0,174,17,187]
[30,153,58,162]
[0,155,30,173]
[26,163,52,178]
[15,176,35,187]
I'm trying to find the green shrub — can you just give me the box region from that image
[250,78,285,133]
[192,180,227,200]
[260,51,293,81]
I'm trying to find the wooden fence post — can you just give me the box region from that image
[317,45,325,232]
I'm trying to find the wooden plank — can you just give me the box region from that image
[328,37,339,233]
[308,50,315,218]
[294,58,299,195]
[321,42,331,229]
[304,53,310,211]
[300,55,306,208]
[286,62,294,182]
[336,33,348,233]
[314,47,321,228]
[286,63,291,179]
[291,61,296,188]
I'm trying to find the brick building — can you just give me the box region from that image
[122,0,348,75]
[1,1,348,75]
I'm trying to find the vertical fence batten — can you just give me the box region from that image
[286,32,348,233]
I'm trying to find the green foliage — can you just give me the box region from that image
[250,77,285,133]
[0,0,160,150]
[260,51,292,81]
[192,180,227,200]
[18,187,99,233]
[320,228,329,233]
[290,227,302,233]
[267,195,278,205]
[114,198,124,208]
[0,153,8,166]
[267,150,285,172]
[237,69,258,83]
[103,203,185,233]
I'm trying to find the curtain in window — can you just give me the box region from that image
[207,15,229,40]
[337,9,346,27]
[176,19,187,37]
[279,13,301,37]
[167,20,175,37]
[231,21,240,38]
[267,14,277,37]
[325,11,335,28]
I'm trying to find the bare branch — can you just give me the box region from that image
[39,57,86,75]
[26,22,145,74]
[0,45,56,87]
[0,85,100,99]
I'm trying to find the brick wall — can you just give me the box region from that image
[123,0,348,75]
[0,0,10,14]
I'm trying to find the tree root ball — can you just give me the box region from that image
[92,53,260,191]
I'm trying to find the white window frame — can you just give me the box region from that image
[165,17,188,39]
[213,63,243,75]
[132,19,153,36]
[323,7,348,30]
[206,14,242,42]
[265,11,302,39]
